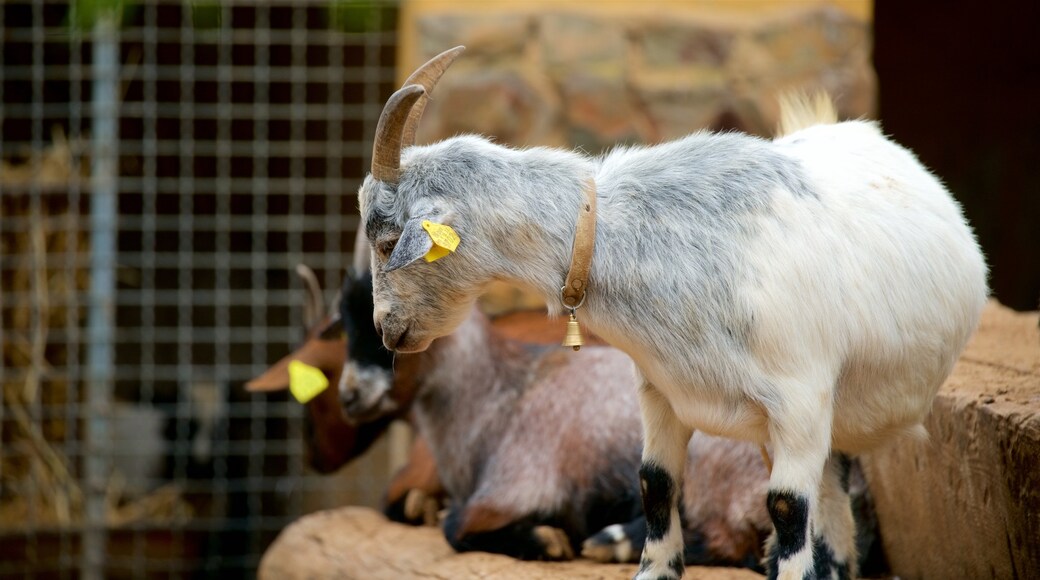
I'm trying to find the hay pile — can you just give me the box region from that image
[0,130,191,530]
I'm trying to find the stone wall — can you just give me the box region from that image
[401,2,875,151]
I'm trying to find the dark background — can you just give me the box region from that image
[875,0,1040,311]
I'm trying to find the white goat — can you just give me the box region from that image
[357,48,987,580]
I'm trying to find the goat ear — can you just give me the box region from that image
[385,217,433,272]
[245,358,292,392]
[318,313,344,341]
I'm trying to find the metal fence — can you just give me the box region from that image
[1,1,398,577]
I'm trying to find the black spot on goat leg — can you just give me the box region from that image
[667,553,685,577]
[812,534,852,580]
[635,462,684,579]
[813,535,834,579]
[766,534,780,580]
[766,489,810,564]
[639,462,676,541]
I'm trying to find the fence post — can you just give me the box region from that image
[83,12,119,580]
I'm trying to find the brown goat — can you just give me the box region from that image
[245,265,440,521]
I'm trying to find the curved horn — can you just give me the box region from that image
[401,45,466,147]
[295,264,325,330]
[371,84,425,183]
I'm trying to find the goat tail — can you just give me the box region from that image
[775,91,838,138]
[905,423,930,443]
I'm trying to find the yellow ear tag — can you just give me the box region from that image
[288,360,329,404]
[421,220,460,263]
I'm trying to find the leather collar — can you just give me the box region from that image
[561,178,597,310]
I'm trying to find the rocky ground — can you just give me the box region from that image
[259,506,763,580]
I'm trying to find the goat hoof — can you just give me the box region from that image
[632,553,685,580]
[533,525,574,560]
[421,496,441,527]
[403,489,427,522]
[581,524,633,563]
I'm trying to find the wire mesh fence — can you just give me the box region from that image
[1,1,399,577]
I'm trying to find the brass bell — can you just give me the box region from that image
[562,311,584,351]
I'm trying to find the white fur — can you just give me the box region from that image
[360,96,987,580]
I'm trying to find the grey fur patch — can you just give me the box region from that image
[360,130,820,392]
[583,132,817,382]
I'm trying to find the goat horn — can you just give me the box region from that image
[401,45,466,147]
[370,47,465,183]
[371,84,425,183]
[295,264,325,330]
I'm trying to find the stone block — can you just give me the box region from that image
[753,6,867,79]
[539,12,627,71]
[637,20,736,70]
[558,70,638,152]
[417,13,532,63]
[417,66,565,147]
[861,301,1040,579]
